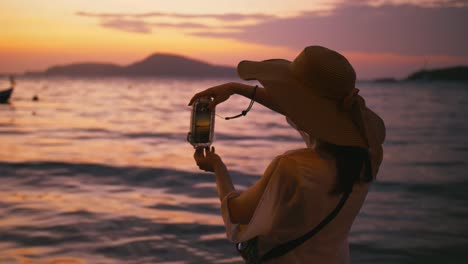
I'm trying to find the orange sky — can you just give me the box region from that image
[0,1,308,71]
[1,0,467,78]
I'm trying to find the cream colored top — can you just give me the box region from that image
[221,134,371,263]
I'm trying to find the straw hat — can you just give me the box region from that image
[237,46,385,176]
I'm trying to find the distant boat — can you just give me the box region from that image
[0,88,13,103]
[0,76,15,104]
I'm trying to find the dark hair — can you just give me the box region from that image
[319,142,373,195]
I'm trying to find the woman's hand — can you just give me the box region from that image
[194,146,224,172]
[188,83,236,110]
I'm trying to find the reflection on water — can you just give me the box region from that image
[0,161,247,264]
[0,77,303,173]
[1,78,468,263]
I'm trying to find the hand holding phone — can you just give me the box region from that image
[187,97,215,148]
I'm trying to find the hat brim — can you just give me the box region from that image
[237,59,385,149]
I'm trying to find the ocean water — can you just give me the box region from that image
[0,77,467,264]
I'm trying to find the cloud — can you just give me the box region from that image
[77,3,467,57]
[76,11,277,22]
[153,22,210,29]
[100,19,152,33]
[76,11,275,34]
[76,11,118,18]
[342,0,468,7]
[98,18,211,33]
[138,12,277,21]
[192,4,468,56]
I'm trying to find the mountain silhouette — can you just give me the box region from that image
[30,53,236,77]
[125,54,234,76]
[44,63,122,76]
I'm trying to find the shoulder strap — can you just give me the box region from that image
[260,189,351,262]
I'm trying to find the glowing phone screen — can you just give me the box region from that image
[194,102,211,143]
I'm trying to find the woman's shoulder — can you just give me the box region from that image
[282,147,317,157]
[280,148,332,166]
[273,148,335,182]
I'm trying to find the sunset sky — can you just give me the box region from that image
[1,0,467,78]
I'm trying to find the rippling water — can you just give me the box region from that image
[0,78,467,264]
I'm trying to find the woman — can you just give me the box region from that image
[190,46,385,263]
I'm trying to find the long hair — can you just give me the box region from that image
[318,141,373,195]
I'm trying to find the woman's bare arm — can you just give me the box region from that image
[194,147,279,225]
[190,83,286,224]
[230,82,286,116]
[225,156,282,224]
[189,82,286,116]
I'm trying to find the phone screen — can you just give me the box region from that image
[194,102,211,143]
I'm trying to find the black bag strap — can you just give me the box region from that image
[260,189,352,262]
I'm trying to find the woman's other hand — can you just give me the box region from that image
[194,146,223,172]
[188,83,236,110]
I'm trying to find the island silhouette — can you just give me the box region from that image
[4,53,465,81]
[406,66,468,81]
[24,53,236,78]
[372,66,468,82]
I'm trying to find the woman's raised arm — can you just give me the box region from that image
[189,82,285,116]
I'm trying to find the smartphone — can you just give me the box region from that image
[187,97,215,148]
